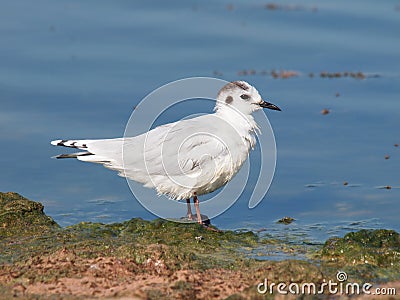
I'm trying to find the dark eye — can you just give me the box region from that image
[240,94,250,100]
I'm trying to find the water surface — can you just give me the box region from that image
[1,0,399,244]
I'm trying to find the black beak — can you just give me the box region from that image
[259,100,281,111]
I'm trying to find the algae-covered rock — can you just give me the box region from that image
[0,192,59,238]
[2,192,400,299]
[320,229,400,267]
[57,218,259,271]
[277,216,295,225]
[0,194,278,299]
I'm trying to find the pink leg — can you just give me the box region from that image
[193,194,202,224]
[186,198,193,220]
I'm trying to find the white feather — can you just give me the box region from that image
[51,81,273,200]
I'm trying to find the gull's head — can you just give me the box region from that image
[215,81,281,115]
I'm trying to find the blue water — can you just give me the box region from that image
[1,0,399,244]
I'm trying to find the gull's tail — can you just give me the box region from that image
[51,139,90,149]
[53,152,94,159]
[50,138,125,173]
[51,139,93,159]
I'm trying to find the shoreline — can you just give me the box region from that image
[1,192,399,299]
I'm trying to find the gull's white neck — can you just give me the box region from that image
[215,105,259,149]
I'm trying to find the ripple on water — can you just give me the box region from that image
[238,218,385,261]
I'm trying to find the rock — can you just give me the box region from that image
[277,216,295,225]
[320,229,400,267]
[0,192,59,238]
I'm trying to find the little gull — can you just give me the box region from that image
[51,81,281,224]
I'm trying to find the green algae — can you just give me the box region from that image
[0,192,59,238]
[320,229,400,266]
[0,192,258,273]
[55,218,259,271]
[277,216,295,225]
[1,191,400,299]
[317,229,400,282]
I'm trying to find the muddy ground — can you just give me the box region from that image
[1,192,399,299]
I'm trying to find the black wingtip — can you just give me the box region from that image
[52,152,94,159]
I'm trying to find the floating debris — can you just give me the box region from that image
[320,71,368,79]
[271,70,299,79]
[335,92,340,97]
[265,3,279,10]
[343,181,348,186]
[350,72,366,79]
[305,182,324,188]
[233,69,378,79]
[226,4,234,11]
[277,217,295,225]
[320,71,341,78]
[237,69,299,79]
[264,3,318,12]
[395,144,399,147]
[377,185,393,190]
[321,108,330,115]
[385,155,390,160]
[213,70,223,77]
